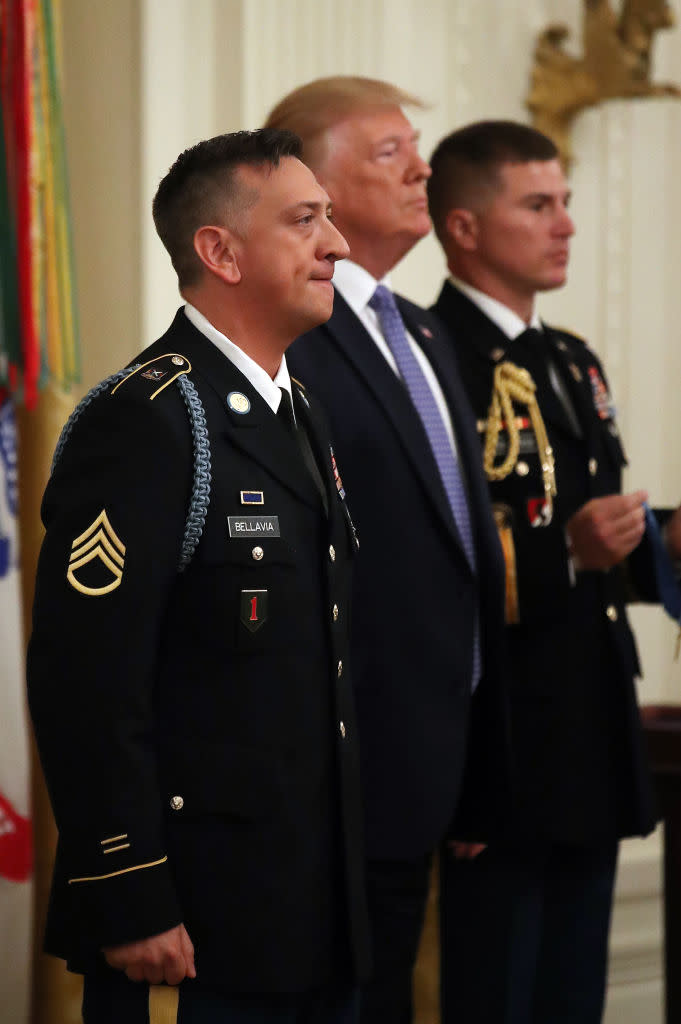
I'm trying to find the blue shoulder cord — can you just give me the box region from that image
[51,367,211,571]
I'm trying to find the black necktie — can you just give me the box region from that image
[512,328,553,394]
[513,328,581,436]
[278,388,328,514]
[277,387,298,434]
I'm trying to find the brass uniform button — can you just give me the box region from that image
[329,545,336,563]
[171,356,185,366]
[588,458,598,476]
[227,392,251,414]
[170,796,184,811]
[332,604,339,622]
[252,546,264,561]
[516,461,530,477]
[606,605,618,622]
[491,347,505,362]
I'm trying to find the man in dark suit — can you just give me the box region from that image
[27,129,371,1024]
[265,78,510,1024]
[427,119,681,1023]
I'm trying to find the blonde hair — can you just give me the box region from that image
[264,76,426,169]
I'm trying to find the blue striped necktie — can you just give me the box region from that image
[369,285,476,570]
[369,285,481,687]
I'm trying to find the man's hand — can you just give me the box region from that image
[103,924,196,985]
[664,505,681,561]
[567,491,647,571]
[448,841,487,860]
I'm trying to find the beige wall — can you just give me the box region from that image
[61,0,142,391]
[60,2,681,1020]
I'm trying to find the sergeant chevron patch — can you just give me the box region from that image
[66,509,126,596]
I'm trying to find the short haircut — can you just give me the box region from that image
[427,120,558,245]
[152,128,302,289]
[264,76,426,169]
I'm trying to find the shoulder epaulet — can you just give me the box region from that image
[551,327,588,349]
[111,353,192,400]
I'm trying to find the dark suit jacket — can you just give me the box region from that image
[432,280,657,844]
[288,289,510,859]
[27,309,371,993]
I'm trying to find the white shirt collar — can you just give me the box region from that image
[183,302,291,415]
[449,275,542,340]
[331,258,393,315]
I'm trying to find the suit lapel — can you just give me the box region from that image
[400,299,504,575]
[156,311,321,510]
[324,291,472,563]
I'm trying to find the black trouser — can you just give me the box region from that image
[440,840,619,1024]
[359,852,432,1024]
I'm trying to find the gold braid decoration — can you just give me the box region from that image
[483,361,557,523]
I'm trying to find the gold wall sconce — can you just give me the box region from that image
[526,0,680,170]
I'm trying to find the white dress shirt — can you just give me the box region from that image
[184,302,292,415]
[449,275,543,338]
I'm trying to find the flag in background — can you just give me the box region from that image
[0,9,33,1021]
[0,388,32,1023]
[1,0,79,403]
[1,0,80,1020]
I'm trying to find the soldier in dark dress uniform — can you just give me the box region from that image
[27,129,370,1024]
[427,120,681,1024]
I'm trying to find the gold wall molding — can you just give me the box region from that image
[527,0,680,168]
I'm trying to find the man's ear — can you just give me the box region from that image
[445,207,479,252]
[193,225,241,284]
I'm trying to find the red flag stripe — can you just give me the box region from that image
[0,790,32,884]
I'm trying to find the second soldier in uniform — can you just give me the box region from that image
[427,120,681,1024]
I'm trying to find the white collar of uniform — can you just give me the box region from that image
[449,275,542,340]
[331,258,393,316]
[183,302,292,415]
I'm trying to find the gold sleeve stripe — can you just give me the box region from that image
[103,843,131,855]
[67,549,123,596]
[149,984,179,1024]
[71,510,125,555]
[100,834,128,845]
[72,532,124,573]
[110,355,192,401]
[69,545,124,579]
[68,855,167,885]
